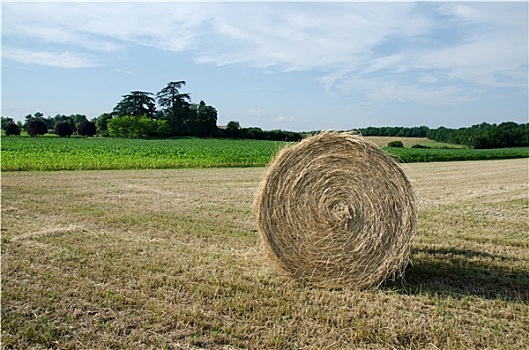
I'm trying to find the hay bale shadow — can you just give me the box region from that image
[382,247,529,302]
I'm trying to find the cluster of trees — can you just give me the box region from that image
[357,122,529,149]
[1,80,302,141]
[427,122,529,149]
[3,79,524,148]
[1,113,97,137]
[103,82,218,138]
[221,121,302,141]
[358,126,430,138]
[102,82,301,140]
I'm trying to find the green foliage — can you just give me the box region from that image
[20,113,89,135]
[54,114,87,133]
[9,80,526,146]
[108,116,139,137]
[186,101,218,137]
[107,115,169,138]
[226,121,241,134]
[221,121,302,141]
[3,123,21,136]
[385,146,529,163]
[427,122,529,149]
[1,116,16,129]
[113,91,156,119]
[387,140,404,148]
[26,119,48,137]
[156,81,191,135]
[359,122,529,149]
[24,112,45,129]
[360,125,430,138]
[54,122,73,137]
[76,121,97,137]
[95,113,113,136]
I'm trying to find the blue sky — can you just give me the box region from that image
[2,1,528,131]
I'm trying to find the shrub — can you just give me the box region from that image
[4,123,21,136]
[26,119,48,137]
[55,122,73,137]
[77,121,97,136]
[107,115,168,138]
[387,140,404,148]
[411,144,430,149]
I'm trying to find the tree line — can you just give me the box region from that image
[2,80,526,148]
[357,122,529,149]
[1,80,303,141]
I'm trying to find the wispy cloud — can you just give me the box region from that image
[274,115,296,124]
[113,68,135,77]
[3,2,526,105]
[2,47,101,68]
[247,108,269,118]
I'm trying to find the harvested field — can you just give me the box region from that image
[2,158,528,349]
[364,136,435,148]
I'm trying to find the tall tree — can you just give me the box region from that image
[71,114,88,132]
[186,100,218,137]
[77,120,97,137]
[113,91,156,119]
[54,121,73,137]
[3,123,21,136]
[1,116,15,129]
[156,81,191,135]
[95,113,114,136]
[26,119,48,137]
[225,121,241,138]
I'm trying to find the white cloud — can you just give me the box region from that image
[245,108,296,127]
[2,3,428,70]
[2,47,100,68]
[274,115,296,124]
[417,74,438,84]
[3,2,527,105]
[114,68,135,77]
[194,3,430,71]
[247,108,269,118]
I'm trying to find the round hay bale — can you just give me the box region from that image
[255,132,417,289]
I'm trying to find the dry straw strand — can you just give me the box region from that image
[255,132,417,289]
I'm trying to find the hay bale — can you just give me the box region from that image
[255,132,417,289]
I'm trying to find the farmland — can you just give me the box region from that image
[386,146,529,163]
[1,136,528,171]
[0,137,285,171]
[2,158,528,349]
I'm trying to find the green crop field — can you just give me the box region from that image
[1,136,528,171]
[0,137,286,171]
[386,146,529,163]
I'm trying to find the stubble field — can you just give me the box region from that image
[2,158,528,349]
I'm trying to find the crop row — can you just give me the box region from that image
[386,146,529,163]
[1,137,528,171]
[1,137,285,171]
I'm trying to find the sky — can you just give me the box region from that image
[2,1,528,131]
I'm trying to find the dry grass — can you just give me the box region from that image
[363,136,464,149]
[256,132,417,288]
[2,159,528,349]
[363,136,432,148]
